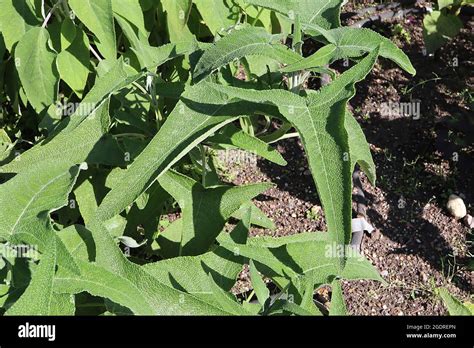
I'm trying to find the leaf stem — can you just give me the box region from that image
[200,144,207,187]
[41,0,65,28]
[89,45,103,61]
[245,290,255,303]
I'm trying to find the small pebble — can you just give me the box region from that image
[446,194,467,220]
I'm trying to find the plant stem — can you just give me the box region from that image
[41,0,65,28]
[200,144,207,187]
[245,290,255,303]
[90,45,103,61]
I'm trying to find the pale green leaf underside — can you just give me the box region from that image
[69,0,116,60]
[345,110,376,185]
[249,259,270,306]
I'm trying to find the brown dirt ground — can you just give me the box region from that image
[220,2,473,315]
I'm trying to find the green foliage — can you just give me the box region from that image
[15,27,59,113]
[0,0,414,316]
[437,288,472,316]
[423,0,470,53]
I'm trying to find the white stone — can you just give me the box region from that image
[446,194,467,220]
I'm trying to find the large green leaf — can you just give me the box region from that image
[143,210,251,310]
[95,82,278,221]
[161,0,194,42]
[114,14,198,70]
[423,11,463,53]
[205,49,380,267]
[244,0,342,30]
[438,288,472,316]
[306,25,416,75]
[0,163,82,244]
[57,224,95,261]
[0,0,40,51]
[15,27,59,113]
[56,58,142,134]
[193,0,238,34]
[231,202,275,230]
[56,219,247,315]
[249,259,270,307]
[69,0,116,60]
[0,162,85,276]
[208,123,287,165]
[6,234,55,315]
[0,129,13,161]
[193,26,301,82]
[56,26,90,98]
[112,0,148,38]
[157,170,271,255]
[219,233,383,294]
[281,44,337,72]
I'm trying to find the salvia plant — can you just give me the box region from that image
[0,0,417,316]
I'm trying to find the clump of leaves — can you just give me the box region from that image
[423,0,472,53]
[437,288,473,315]
[0,0,414,315]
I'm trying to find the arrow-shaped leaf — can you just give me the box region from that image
[204,49,380,268]
[15,27,59,113]
[194,26,301,82]
[157,169,271,256]
[69,0,116,60]
[306,24,416,75]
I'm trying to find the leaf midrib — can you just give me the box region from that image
[9,170,70,236]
